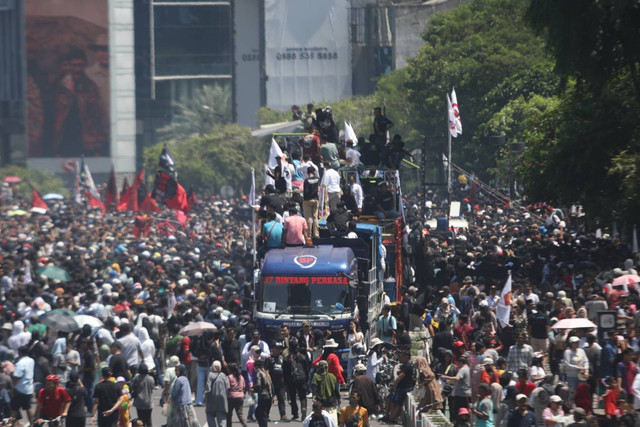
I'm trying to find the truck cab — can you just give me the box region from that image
[254,223,384,347]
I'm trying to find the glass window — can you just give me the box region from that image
[154,5,232,77]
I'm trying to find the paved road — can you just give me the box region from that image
[149,388,399,427]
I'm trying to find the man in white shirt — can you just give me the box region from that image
[297,154,314,180]
[322,162,342,213]
[346,141,361,167]
[348,175,363,213]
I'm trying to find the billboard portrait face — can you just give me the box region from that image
[26,0,110,158]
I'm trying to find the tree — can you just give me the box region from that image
[402,0,550,174]
[146,124,263,195]
[0,165,68,196]
[526,0,640,103]
[160,83,232,139]
[519,74,640,224]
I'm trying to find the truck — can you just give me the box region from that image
[254,223,385,347]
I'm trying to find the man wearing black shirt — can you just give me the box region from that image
[374,183,400,220]
[260,185,287,216]
[327,201,351,236]
[222,328,241,370]
[303,167,320,238]
[265,342,287,421]
[92,368,123,427]
[383,350,415,423]
[108,342,129,381]
[528,303,549,354]
[79,338,96,412]
[350,364,379,417]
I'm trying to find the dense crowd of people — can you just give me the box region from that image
[1,105,640,427]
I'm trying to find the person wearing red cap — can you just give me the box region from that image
[34,374,71,426]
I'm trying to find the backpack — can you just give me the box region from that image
[290,355,307,384]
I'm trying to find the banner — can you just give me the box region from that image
[264,0,351,110]
[26,0,110,158]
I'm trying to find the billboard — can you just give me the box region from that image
[233,0,262,126]
[264,0,352,110]
[26,0,109,158]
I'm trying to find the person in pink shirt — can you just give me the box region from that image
[283,206,308,246]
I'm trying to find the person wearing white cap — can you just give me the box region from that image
[508,394,536,427]
[349,363,378,417]
[563,335,588,390]
[542,395,564,426]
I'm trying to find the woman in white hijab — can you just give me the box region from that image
[137,327,156,372]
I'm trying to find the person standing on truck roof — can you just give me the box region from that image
[283,205,308,246]
[323,161,342,213]
[261,213,283,251]
[303,166,320,239]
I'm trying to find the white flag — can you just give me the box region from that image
[268,138,284,169]
[249,168,256,208]
[447,94,459,138]
[496,273,512,328]
[73,161,82,204]
[344,121,358,145]
[451,88,462,135]
[264,164,274,187]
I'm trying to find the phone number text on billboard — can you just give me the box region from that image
[275,52,338,60]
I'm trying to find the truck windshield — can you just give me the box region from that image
[258,276,352,314]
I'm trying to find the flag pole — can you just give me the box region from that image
[447,114,452,204]
[250,168,257,268]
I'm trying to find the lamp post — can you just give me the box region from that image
[507,142,526,200]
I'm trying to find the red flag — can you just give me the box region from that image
[186,188,198,214]
[140,192,161,213]
[32,188,48,210]
[105,167,118,209]
[176,210,187,228]
[85,190,105,211]
[120,177,130,199]
[117,169,146,212]
[133,215,152,238]
[165,181,188,212]
[117,185,138,211]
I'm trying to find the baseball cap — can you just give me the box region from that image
[458,408,470,416]
[569,336,580,343]
[550,395,562,403]
[516,394,527,401]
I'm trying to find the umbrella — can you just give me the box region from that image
[612,274,640,287]
[7,210,28,217]
[40,311,79,332]
[75,314,103,329]
[42,193,64,201]
[2,176,22,183]
[551,318,597,330]
[36,266,73,282]
[46,309,77,317]
[179,321,217,337]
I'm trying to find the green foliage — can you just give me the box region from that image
[481,94,560,184]
[520,72,640,223]
[403,0,549,172]
[159,83,232,140]
[0,165,68,196]
[256,107,291,125]
[526,0,640,102]
[146,124,262,195]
